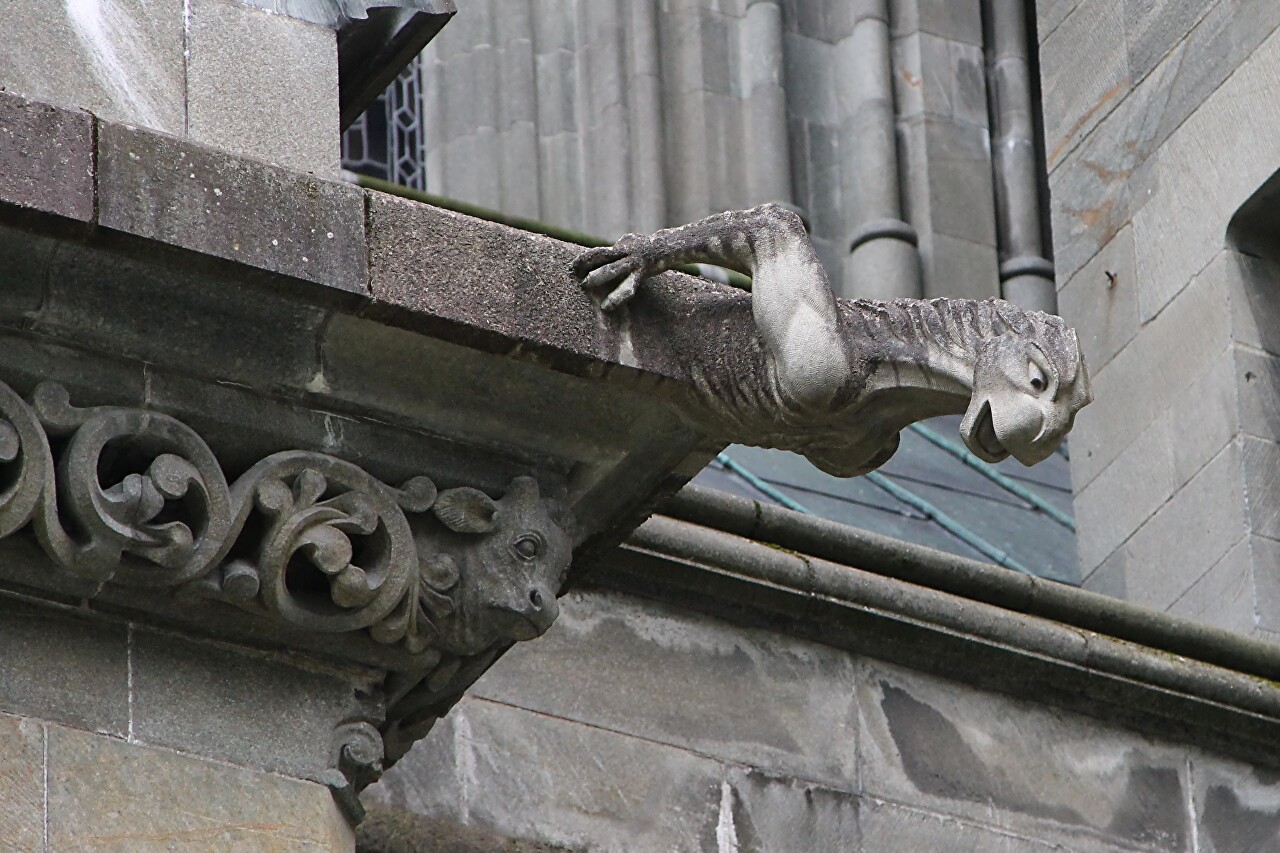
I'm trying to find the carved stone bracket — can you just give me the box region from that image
[0,380,576,802]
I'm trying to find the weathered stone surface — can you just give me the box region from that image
[889,0,985,46]
[1250,535,1280,635]
[368,697,724,853]
[1235,346,1280,440]
[859,799,1137,853]
[0,90,94,221]
[1241,436,1280,540]
[1166,343,1239,489]
[187,0,340,176]
[97,121,366,293]
[356,803,575,853]
[892,32,988,127]
[36,238,330,394]
[0,326,146,408]
[131,629,360,781]
[0,224,62,325]
[0,713,46,853]
[1069,262,1230,489]
[47,725,353,851]
[0,0,185,134]
[1037,0,1080,41]
[1056,226,1138,374]
[1074,412,1175,574]
[1223,250,1280,357]
[1167,536,1256,634]
[725,770,860,852]
[920,232,999,301]
[0,594,128,736]
[1124,0,1216,82]
[1040,0,1129,167]
[1094,442,1247,612]
[470,588,860,789]
[898,115,997,246]
[858,660,1190,850]
[1193,751,1280,853]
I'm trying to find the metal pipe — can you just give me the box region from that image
[985,0,1057,312]
[837,0,921,300]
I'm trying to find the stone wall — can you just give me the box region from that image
[0,0,339,174]
[1038,0,1280,637]
[416,0,1029,304]
[367,586,1280,852]
[0,591,357,851]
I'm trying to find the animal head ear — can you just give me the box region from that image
[504,475,540,503]
[433,487,499,533]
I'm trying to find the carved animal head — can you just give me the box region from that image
[960,307,1092,466]
[419,476,573,656]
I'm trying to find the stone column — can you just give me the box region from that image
[837,0,921,300]
[739,0,794,209]
[985,0,1056,313]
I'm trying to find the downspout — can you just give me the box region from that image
[837,0,921,300]
[985,0,1056,313]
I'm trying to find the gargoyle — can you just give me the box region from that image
[575,203,1092,476]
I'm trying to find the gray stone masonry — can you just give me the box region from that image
[0,0,341,175]
[367,585,1280,852]
[1042,3,1280,635]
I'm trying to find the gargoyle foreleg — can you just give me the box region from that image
[575,203,850,411]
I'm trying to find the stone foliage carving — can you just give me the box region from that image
[0,379,574,806]
[576,203,1092,477]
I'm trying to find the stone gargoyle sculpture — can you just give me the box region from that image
[575,203,1092,475]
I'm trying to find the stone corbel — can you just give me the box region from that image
[0,378,577,805]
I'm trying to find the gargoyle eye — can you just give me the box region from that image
[512,534,541,560]
[1028,361,1047,393]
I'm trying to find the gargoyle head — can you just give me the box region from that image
[961,312,1092,466]
[419,476,573,656]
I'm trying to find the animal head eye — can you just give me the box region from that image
[512,534,541,561]
[1028,361,1047,393]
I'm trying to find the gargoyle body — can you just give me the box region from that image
[576,203,1092,476]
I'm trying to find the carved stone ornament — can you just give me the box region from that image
[0,379,574,805]
[575,203,1093,476]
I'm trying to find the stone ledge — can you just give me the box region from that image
[585,508,1280,769]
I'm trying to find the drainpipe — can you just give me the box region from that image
[985,0,1056,313]
[836,0,921,301]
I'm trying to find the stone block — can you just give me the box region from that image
[1096,441,1246,612]
[186,0,340,176]
[0,90,94,222]
[36,239,330,395]
[1223,250,1280,357]
[0,713,46,853]
[1037,0,1080,41]
[1040,0,1129,167]
[46,725,353,851]
[1124,0,1216,81]
[858,659,1190,851]
[1241,436,1280,540]
[0,0,185,135]
[1249,535,1280,634]
[368,697,725,853]
[859,799,1143,852]
[1132,25,1280,320]
[1081,560,1127,599]
[1166,343,1239,489]
[0,224,63,326]
[130,628,359,781]
[920,232,999,301]
[892,32,987,127]
[1192,750,1280,853]
[896,115,997,247]
[1167,536,1256,634]
[1235,347,1280,441]
[1068,264,1230,489]
[0,594,128,736]
[1074,414,1175,575]
[723,770,860,852]
[96,121,366,294]
[889,0,985,46]
[783,32,836,123]
[0,326,146,408]
[1056,226,1138,374]
[469,588,860,790]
